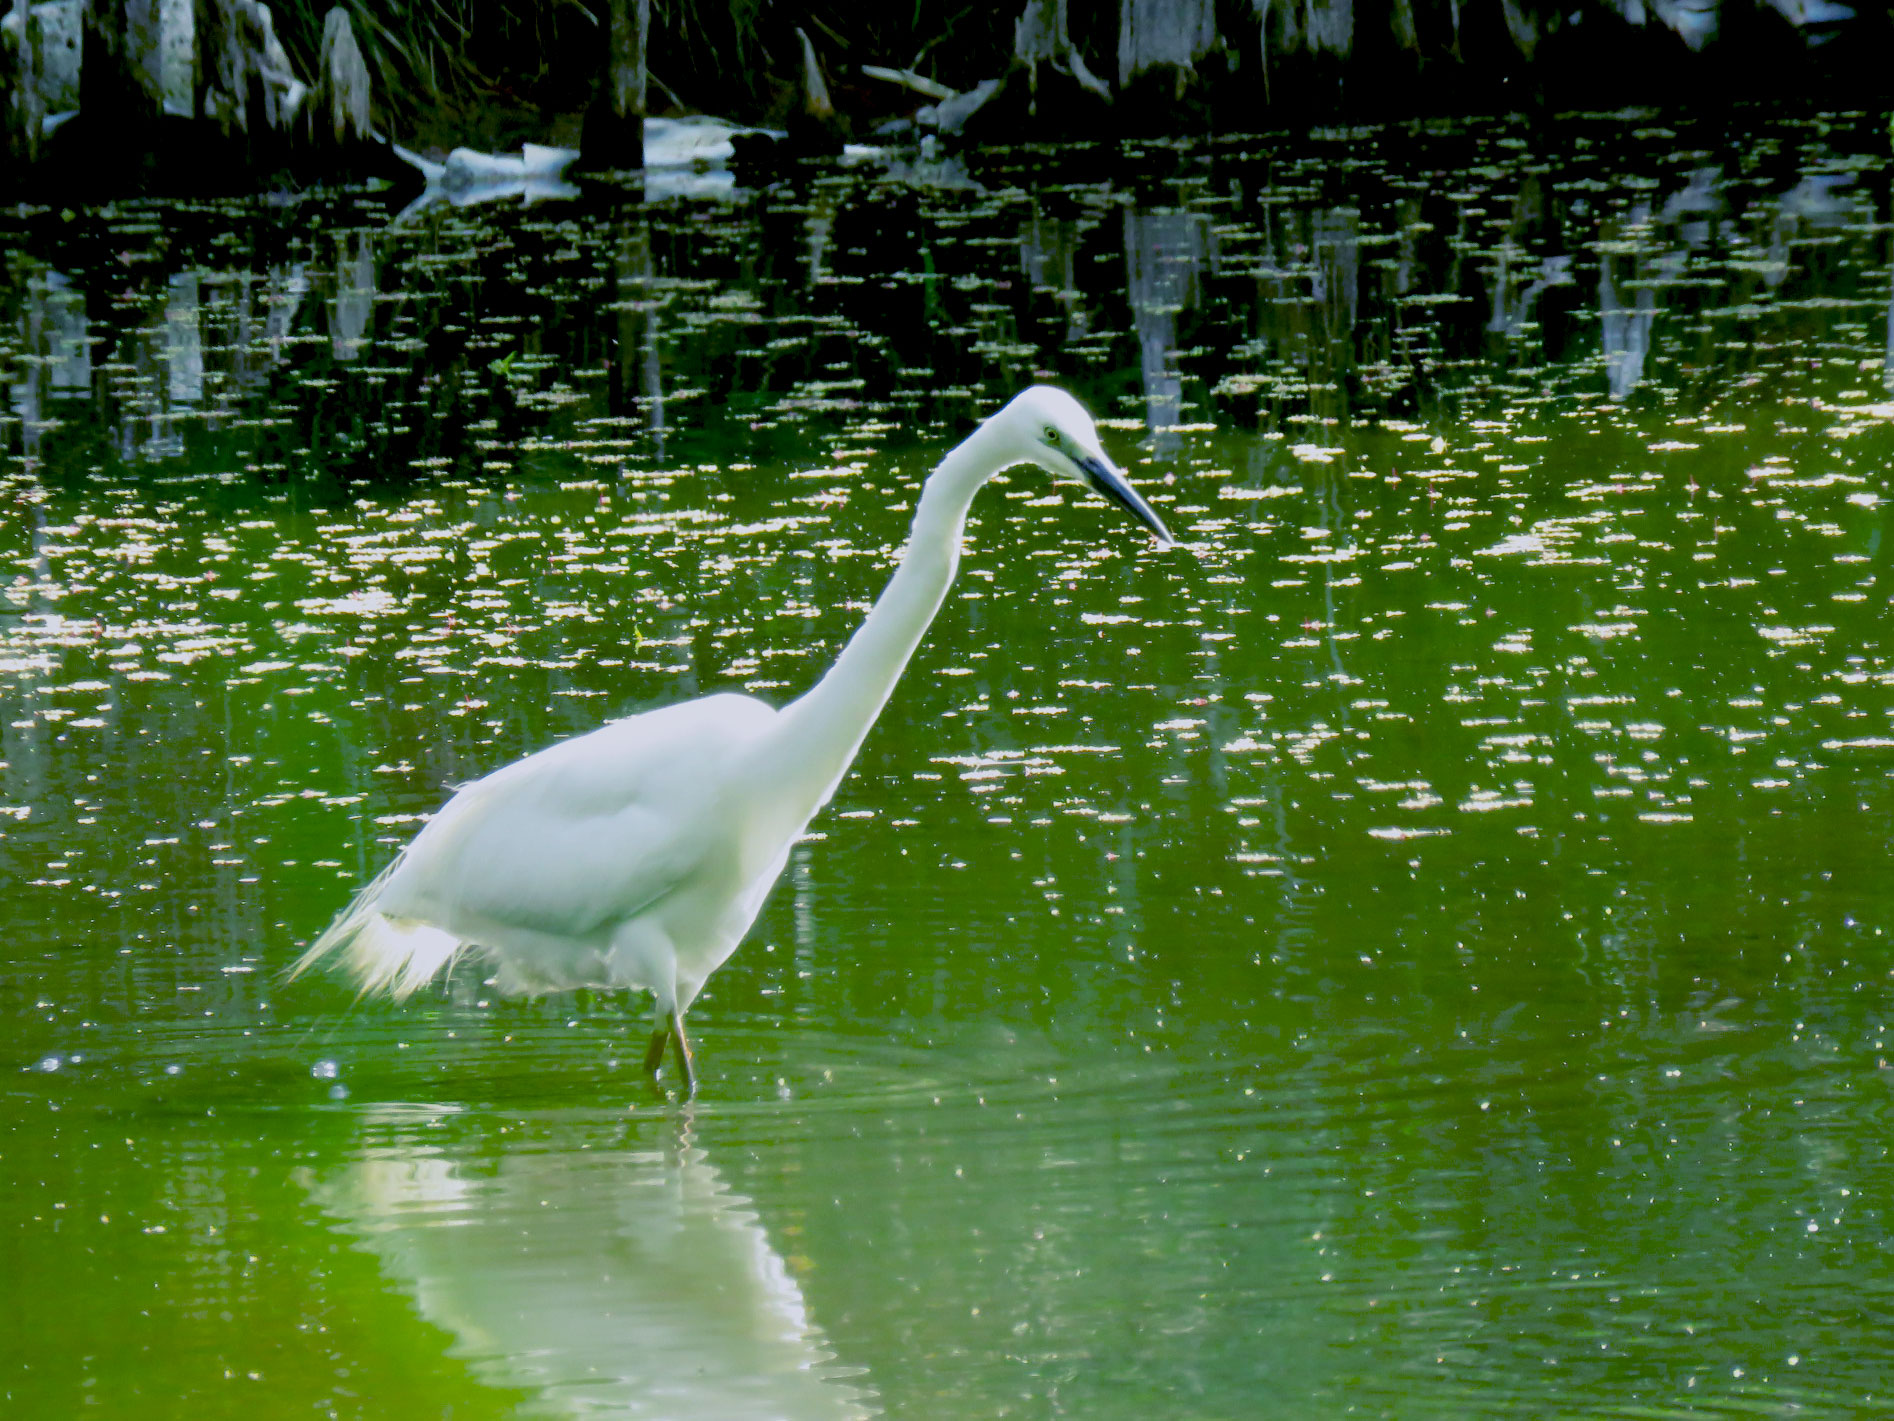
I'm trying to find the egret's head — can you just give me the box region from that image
[995,386,1174,548]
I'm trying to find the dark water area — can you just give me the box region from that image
[5,110,1894,1417]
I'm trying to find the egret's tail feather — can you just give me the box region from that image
[291,860,469,1000]
[340,914,466,999]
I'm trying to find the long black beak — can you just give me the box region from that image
[1078,454,1174,548]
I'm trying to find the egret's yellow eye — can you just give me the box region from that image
[1043,425,1060,444]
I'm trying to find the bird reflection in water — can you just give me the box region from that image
[308,1106,875,1419]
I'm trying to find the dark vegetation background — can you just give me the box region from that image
[1,0,1885,197]
[263,0,1890,149]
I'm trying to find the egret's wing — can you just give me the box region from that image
[297,694,778,995]
[380,693,777,943]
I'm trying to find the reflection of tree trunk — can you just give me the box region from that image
[612,218,663,449]
[1601,236,1679,402]
[1884,239,1893,395]
[1020,209,1092,343]
[331,232,374,361]
[166,272,204,405]
[1314,208,1358,331]
[1124,208,1207,453]
[803,199,832,286]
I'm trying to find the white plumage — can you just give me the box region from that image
[294,386,1173,1094]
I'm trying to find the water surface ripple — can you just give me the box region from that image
[4,112,1893,1418]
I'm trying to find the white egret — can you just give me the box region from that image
[293,386,1172,1095]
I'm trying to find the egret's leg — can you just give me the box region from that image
[669,1010,696,1098]
[641,1023,670,1078]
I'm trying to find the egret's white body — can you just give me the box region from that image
[295,386,1172,1093]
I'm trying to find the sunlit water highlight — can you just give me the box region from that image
[4,112,1894,1417]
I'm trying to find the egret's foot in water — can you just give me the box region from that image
[669,1011,697,1099]
[642,1025,670,1080]
[640,1014,697,1098]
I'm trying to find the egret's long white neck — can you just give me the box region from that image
[756,419,1009,837]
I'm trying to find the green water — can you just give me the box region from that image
[4,113,1894,1417]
